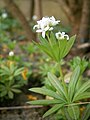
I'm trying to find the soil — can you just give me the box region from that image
[0,83,54,120]
[0,91,54,120]
[0,108,54,120]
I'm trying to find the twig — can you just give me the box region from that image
[65,102,90,107]
[0,105,43,110]
[0,102,90,110]
[77,43,90,49]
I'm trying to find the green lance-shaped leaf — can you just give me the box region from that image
[8,91,14,99]
[49,43,59,62]
[14,67,24,76]
[59,39,67,60]
[9,64,16,73]
[0,84,5,91]
[73,80,90,101]
[68,65,80,102]
[39,35,49,45]
[36,43,54,59]
[73,92,90,102]
[11,88,21,93]
[29,87,66,102]
[82,104,90,120]
[0,66,10,75]
[50,32,57,44]
[38,37,55,58]
[67,105,80,120]
[37,35,60,62]
[49,32,60,61]
[12,84,21,88]
[48,72,68,101]
[28,99,62,105]
[63,107,72,120]
[0,90,7,97]
[62,35,76,58]
[43,104,64,118]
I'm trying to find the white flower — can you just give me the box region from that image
[33,16,60,38]
[32,15,37,20]
[9,51,14,56]
[55,32,69,40]
[2,13,8,18]
[49,16,60,26]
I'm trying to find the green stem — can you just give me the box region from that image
[59,62,69,101]
[46,32,52,45]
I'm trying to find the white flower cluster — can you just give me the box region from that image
[33,16,60,38]
[33,16,69,40]
[55,32,69,40]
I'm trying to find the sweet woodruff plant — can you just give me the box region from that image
[28,16,90,119]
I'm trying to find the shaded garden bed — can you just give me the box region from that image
[0,106,53,120]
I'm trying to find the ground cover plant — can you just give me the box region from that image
[28,16,90,120]
[0,52,28,101]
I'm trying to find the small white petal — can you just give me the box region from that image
[42,31,46,38]
[33,25,39,29]
[36,29,42,33]
[55,31,69,40]
[44,26,49,31]
[49,27,53,31]
[64,35,69,40]
[62,32,65,35]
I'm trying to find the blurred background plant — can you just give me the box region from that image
[0,58,28,101]
[0,8,23,41]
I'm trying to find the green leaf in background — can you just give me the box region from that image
[11,88,21,93]
[10,64,17,74]
[14,67,24,76]
[69,56,88,74]
[8,91,14,99]
[0,90,7,97]
[0,66,10,75]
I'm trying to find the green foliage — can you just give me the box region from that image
[29,69,90,118]
[35,32,76,63]
[82,104,90,120]
[0,8,24,50]
[20,43,37,54]
[67,105,80,120]
[69,56,88,74]
[0,8,21,31]
[0,60,27,100]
